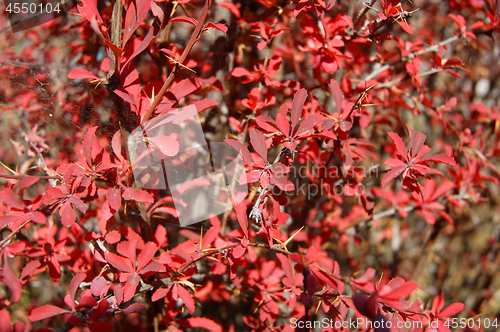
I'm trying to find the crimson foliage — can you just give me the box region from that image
[1,0,500,331]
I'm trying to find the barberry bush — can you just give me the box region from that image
[1,0,500,331]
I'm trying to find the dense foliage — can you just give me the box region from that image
[1,0,500,331]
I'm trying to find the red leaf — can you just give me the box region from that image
[123,303,147,314]
[152,286,170,302]
[77,290,98,309]
[276,113,290,136]
[70,273,87,303]
[151,1,164,22]
[122,69,140,88]
[105,252,135,273]
[112,130,123,162]
[114,285,123,305]
[239,170,262,185]
[202,225,220,250]
[105,230,121,244]
[290,88,307,130]
[122,188,154,203]
[163,78,207,104]
[340,120,352,132]
[440,302,464,317]
[311,268,340,291]
[30,211,46,224]
[384,158,406,168]
[295,113,324,137]
[277,253,294,282]
[381,165,406,187]
[21,260,41,280]
[407,127,426,157]
[60,201,76,227]
[154,224,167,246]
[255,115,280,133]
[170,16,197,26]
[224,139,253,165]
[0,215,20,227]
[146,134,180,156]
[270,170,294,191]
[2,254,22,303]
[137,241,158,271]
[218,2,241,18]
[123,0,151,47]
[204,22,228,33]
[328,79,343,113]
[76,0,102,25]
[177,284,195,314]
[91,276,108,298]
[249,129,267,160]
[114,88,137,107]
[69,195,87,213]
[384,279,417,299]
[0,310,11,332]
[171,178,210,196]
[235,201,249,238]
[257,41,267,51]
[123,273,140,302]
[28,305,70,321]
[387,132,407,158]
[16,176,39,191]
[247,246,257,262]
[193,98,218,113]
[89,321,114,332]
[68,68,99,81]
[421,154,456,165]
[82,126,98,167]
[353,267,376,284]
[232,245,246,259]
[449,14,466,31]
[327,0,336,10]
[122,18,161,72]
[106,188,121,211]
[89,300,109,321]
[178,317,222,332]
[140,261,166,274]
[231,67,253,78]
[0,189,25,210]
[397,18,414,34]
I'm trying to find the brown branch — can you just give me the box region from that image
[106,0,123,82]
[354,0,378,26]
[0,220,30,249]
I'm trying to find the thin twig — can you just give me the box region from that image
[405,35,460,60]
[74,218,109,257]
